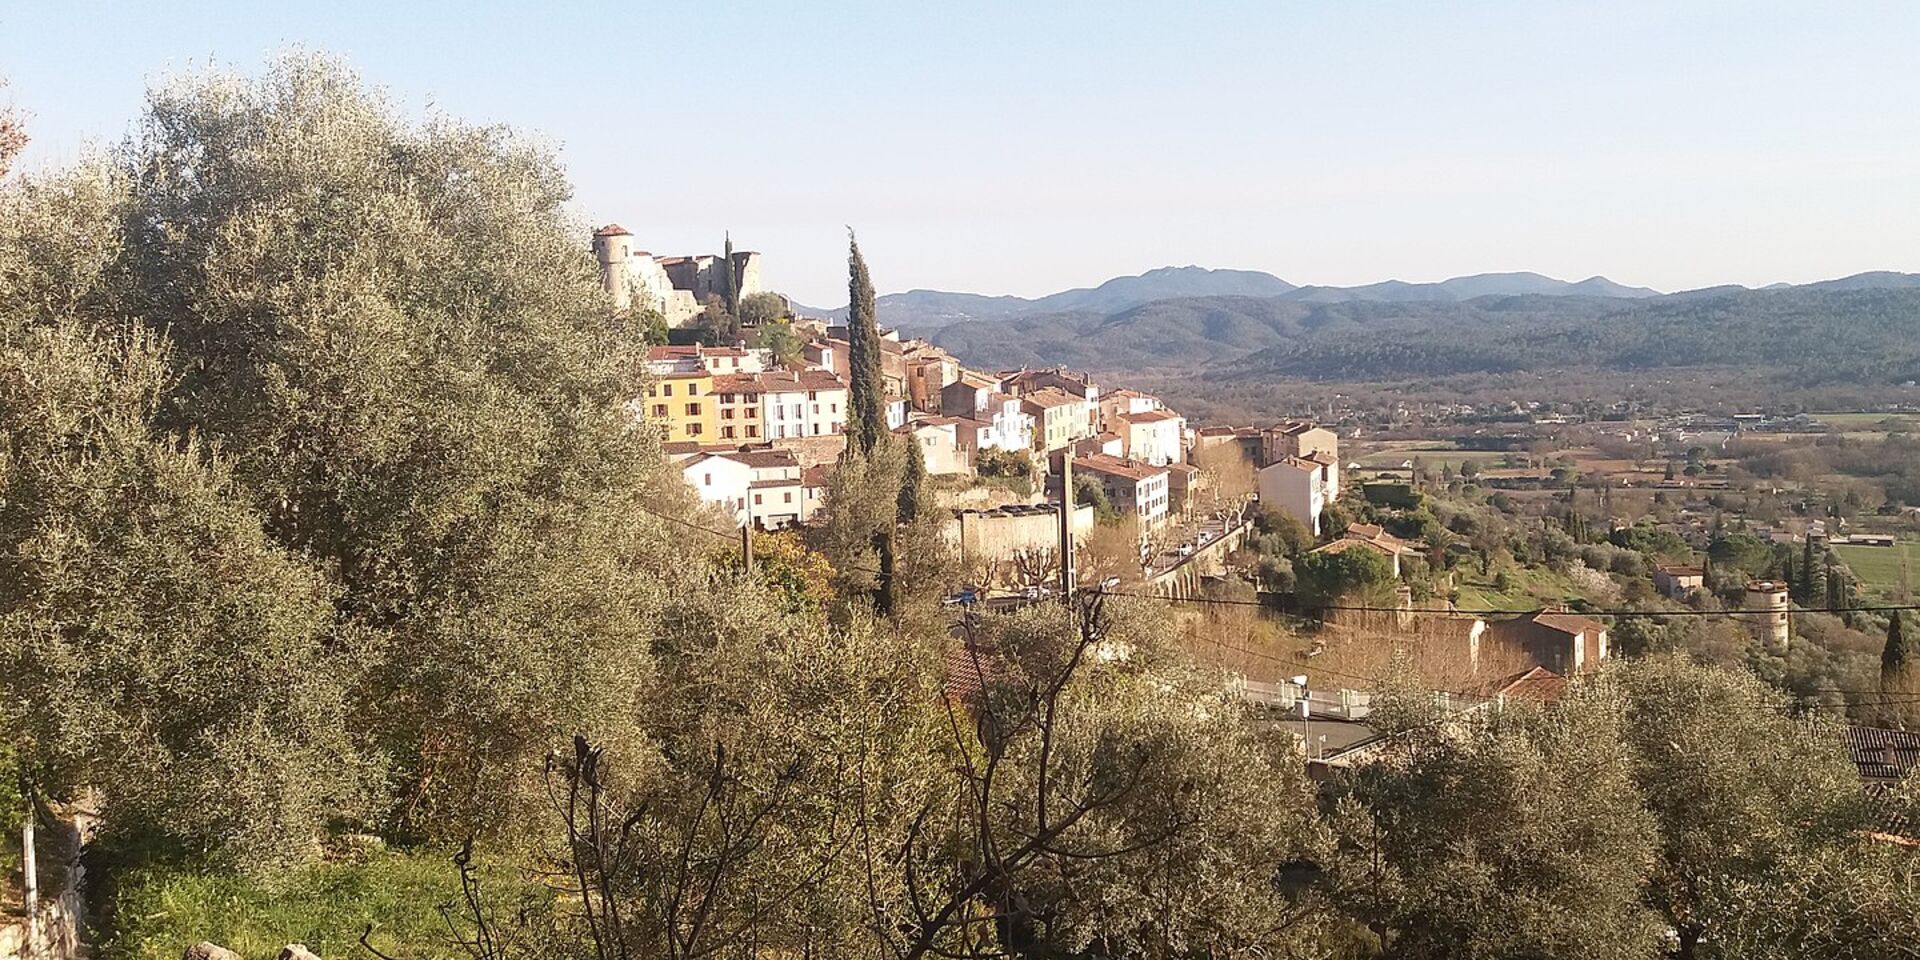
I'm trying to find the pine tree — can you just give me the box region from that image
[844,231,887,459]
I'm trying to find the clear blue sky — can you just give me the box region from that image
[5,1,1917,305]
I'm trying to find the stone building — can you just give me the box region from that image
[1744,580,1791,651]
[592,224,762,327]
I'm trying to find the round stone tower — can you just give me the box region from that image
[1743,579,1791,652]
[591,224,634,310]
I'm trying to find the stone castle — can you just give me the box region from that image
[592,225,763,327]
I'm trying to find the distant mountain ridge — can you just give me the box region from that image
[798,269,1920,338]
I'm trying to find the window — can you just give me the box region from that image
[812,404,820,414]
[808,390,817,401]
[664,384,674,397]
[754,493,763,505]
[746,426,759,438]
[688,424,703,436]
[703,472,712,486]
[688,383,700,396]
[746,407,757,418]
[812,424,820,436]
[783,492,793,504]
[721,393,735,403]
[830,403,838,413]
[721,427,736,439]
[652,404,668,417]
[721,409,735,420]
[685,403,700,416]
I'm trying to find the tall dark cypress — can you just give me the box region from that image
[898,438,925,524]
[721,232,741,342]
[1885,611,1913,677]
[845,231,886,458]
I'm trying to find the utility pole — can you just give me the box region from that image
[740,520,755,576]
[23,790,38,955]
[1057,451,1076,598]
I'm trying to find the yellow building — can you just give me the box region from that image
[642,370,718,443]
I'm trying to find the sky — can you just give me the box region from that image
[4,1,1918,306]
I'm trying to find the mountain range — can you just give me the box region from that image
[799,266,1668,331]
[799,268,1920,338]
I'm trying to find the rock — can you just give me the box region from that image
[278,946,322,960]
[183,944,240,960]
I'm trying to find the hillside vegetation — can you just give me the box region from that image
[926,287,1920,389]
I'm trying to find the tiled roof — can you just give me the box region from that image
[1021,387,1083,408]
[755,370,847,392]
[1121,409,1181,424]
[593,223,632,237]
[1529,611,1608,638]
[749,477,801,490]
[1485,666,1569,702]
[1847,724,1920,781]
[1074,453,1168,483]
[711,374,766,394]
[725,448,801,469]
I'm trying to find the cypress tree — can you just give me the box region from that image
[1885,611,1914,678]
[898,437,925,525]
[844,231,887,459]
[720,232,741,342]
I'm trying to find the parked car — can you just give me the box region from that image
[943,587,979,607]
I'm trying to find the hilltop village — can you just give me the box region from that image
[599,226,1865,717]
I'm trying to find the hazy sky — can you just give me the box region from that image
[5,1,1917,305]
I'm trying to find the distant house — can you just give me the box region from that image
[732,447,809,529]
[756,369,849,440]
[1111,409,1187,466]
[1653,563,1705,600]
[1477,666,1570,705]
[1073,454,1171,527]
[680,452,754,526]
[1257,455,1339,535]
[1022,387,1095,454]
[646,343,764,376]
[940,371,1003,418]
[1308,523,1423,575]
[1261,421,1338,468]
[1485,610,1610,676]
[894,417,969,475]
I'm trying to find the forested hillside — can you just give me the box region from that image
[928,287,1920,389]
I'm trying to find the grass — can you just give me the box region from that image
[1453,564,1584,613]
[1833,540,1920,600]
[98,847,548,960]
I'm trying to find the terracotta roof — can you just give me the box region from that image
[733,449,800,470]
[1196,426,1237,438]
[593,223,632,237]
[1021,387,1083,409]
[953,371,999,389]
[1310,537,1401,559]
[1847,725,1920,782]
[1263,455,1325,473]
[1347,522,1386,540]
[1121,409,1181,424]
[755,370,847,392]
[1528,611,1608,638]
[1073,453,1168,483]
[943,641,996,704]
[1483,666,1569,702]
[711,374,766,394]
[802,464,834,487]
[749,477,802,490]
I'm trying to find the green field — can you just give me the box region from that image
[1833,541,1920,600]
[1814,412,1920,430]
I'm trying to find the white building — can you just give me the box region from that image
[757,370,849,440]
[680,452,754,526]
[1112,409,1186,466]
[1257,455,1339,535]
